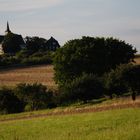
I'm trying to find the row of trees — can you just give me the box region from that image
[0,51,53,68]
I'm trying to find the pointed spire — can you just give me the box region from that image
[5,21,11,34]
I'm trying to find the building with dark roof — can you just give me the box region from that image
[45,36,60,51]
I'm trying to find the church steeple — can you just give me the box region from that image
[5,21,11,34]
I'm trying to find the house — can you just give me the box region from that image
[0,22,26,54]
[45,36,60,51]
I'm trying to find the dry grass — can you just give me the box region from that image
[0,55,139,89]
[134,54,140,65]
[0,65,57,89]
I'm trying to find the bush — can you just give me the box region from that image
[122,65,140,100]
[0,87,23,114]
[14,83,55,111]
[59,73,104,104]
[104,64,140,100]
[104,64,131,98]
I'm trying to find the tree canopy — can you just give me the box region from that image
[2,33,23,54]
[54,36,136,85]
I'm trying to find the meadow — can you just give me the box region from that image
[0,108,140,140]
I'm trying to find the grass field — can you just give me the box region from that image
[0,108,140,140]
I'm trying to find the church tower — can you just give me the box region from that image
[5,22,11,34]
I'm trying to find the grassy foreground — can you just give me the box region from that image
[0,108,140,140]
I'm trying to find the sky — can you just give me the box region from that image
[0,0,140,52]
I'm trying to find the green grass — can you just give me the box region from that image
[0,108,140,140]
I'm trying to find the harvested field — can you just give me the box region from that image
[134,54,140,65]
[0,65,56,89]
[0,55,139,88]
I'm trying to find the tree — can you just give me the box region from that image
[54,36,136,85]
[60,73,104,103]
[104,64,132,99]
[14,83,54,111]
[2,33,22,54]
[122,65,140,100]
[0,87,23,114]
[25,36,47,53]
[105,64,140,100]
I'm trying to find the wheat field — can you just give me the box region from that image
[135,55,140,65]
[0,56,139,88]
[0,65,56,89]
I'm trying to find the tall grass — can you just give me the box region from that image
[0,108,140,140]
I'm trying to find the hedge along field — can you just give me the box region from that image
[0,108,140,140]
[0,65,56,89]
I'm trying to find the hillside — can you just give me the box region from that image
[0,96,140,140]
[0,65,56,89]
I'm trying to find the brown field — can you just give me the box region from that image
[0,65,57,89]
[0,55,139,89]
[134,54,140,65]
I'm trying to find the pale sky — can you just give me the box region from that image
[0,0,140,52]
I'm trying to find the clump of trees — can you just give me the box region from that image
[0,83,56,114]
[54,36,139,102]
[54,36,136,86]
[15,83,55,111]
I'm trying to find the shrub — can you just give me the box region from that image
[104,64,140,100]
[104,64,131,98]
[14,83,55,111]
[122,65,140,100]
[0,87,23,114]
[60,73,104,104]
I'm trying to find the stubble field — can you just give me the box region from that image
[0,65,56,89]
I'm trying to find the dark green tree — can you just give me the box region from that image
[60,73,104,103]
[122,65,140,100]
[54,36,136,85]
[2,33,22,54]
[25,36,47,53]
[14,83,54,111]
[104,64,132,99]
[105,64,140,100]
[0,87,23,114]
